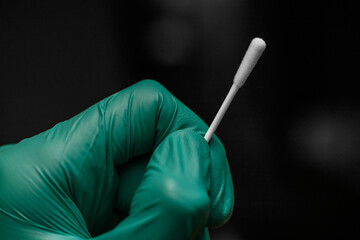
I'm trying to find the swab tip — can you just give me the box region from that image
[251,37,266,51]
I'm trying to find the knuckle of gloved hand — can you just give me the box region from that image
[135,79,170,98]
[110,79,169,109]
[131,79,175,112]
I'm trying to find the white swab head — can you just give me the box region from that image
[233,38,266,88]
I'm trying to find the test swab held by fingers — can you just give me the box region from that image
[204,38,266,143]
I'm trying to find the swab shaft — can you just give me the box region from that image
[204,84,239,142]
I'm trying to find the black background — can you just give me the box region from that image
[1,1,360,239]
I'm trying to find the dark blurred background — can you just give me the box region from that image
[1,0,360,239]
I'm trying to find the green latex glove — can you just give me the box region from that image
[0,80,234,240]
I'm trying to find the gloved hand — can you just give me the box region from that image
[0,80,234,240]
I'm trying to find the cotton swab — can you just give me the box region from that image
[204,38,266,143]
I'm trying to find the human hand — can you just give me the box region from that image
[0,80,234,240]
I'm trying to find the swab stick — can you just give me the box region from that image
[204,38,266,142]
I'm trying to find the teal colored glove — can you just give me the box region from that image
[0,80,234,240]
